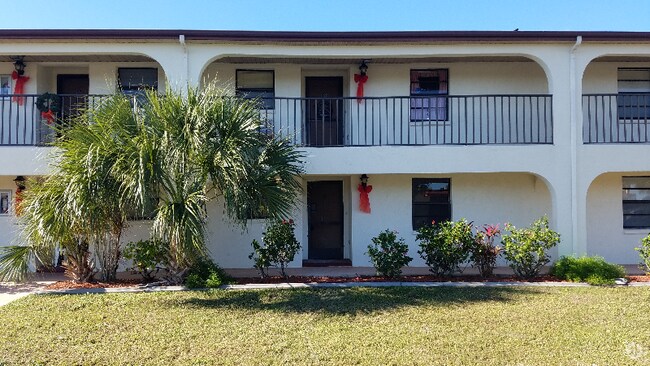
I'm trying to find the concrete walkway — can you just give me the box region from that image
[0,281,56,306]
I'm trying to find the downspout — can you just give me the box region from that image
[179,34,189,89]
[570,36,582,254]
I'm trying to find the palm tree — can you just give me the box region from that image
[0,83,303,283]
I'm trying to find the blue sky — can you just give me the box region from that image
[7,0,650,31]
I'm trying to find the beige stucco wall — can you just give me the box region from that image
[346,173,553,267]
[204,61,548,96]
[586,172,647,264]
[0,176,20,247]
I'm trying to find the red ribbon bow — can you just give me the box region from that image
[358,184,373,213]
[11,71,29,105]
[41,109,56,124]
[354,73,368,103]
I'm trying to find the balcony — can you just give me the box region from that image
[263,95,552,146]
[583,94,650,144]
[0,94,553,147]
[0,94,105,146]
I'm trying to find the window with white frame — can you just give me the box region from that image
[0,190,11,214]
[236,70,274,109]
[622,176,650,229]
[617,68,650,120]
[410,69,448,122]
[0,75,10,95]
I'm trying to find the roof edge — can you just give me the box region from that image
[0,29,649,42]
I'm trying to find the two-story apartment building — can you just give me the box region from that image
[0,30,649,268]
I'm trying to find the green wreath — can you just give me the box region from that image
[35,93,61,113]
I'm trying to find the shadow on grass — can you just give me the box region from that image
[181,287,544,315]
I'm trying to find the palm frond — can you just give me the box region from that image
[0,245,37,282]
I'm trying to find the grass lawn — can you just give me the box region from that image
[1,287,650,365]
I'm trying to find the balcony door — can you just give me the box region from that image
[57,74,89,123]
[305,77,343,146]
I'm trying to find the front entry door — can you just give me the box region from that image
[305,77,344,146]
[57,74,90,122]
[308,181,344,260]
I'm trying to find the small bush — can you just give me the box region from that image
[417,219,473,276]
[249,239,272,278]
[184,257,231,288]
[123,239,168,281]
[501,216,560,279]
[249,219,301,278]
[550,256,626,285]
[636,234,650,273]
[367,229,412,278]
[469,224,502,277]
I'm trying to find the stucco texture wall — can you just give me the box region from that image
[204,61,548,97]
[349,173,554,267]
[587,172,647,264]
[0,176,20,247]
[204,196,304,269]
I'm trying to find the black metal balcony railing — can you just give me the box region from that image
[0,94,553,147]
[261,95,553,146]
[0,94,106,146]
[583,94,650,143]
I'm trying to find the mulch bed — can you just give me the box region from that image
[627,275,650,282]
[45,279,142,290]
[233,274,564,284]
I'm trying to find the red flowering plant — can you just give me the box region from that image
[469,224,502,277]
[249,219,300,278]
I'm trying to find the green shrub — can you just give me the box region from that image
[249,219,301,278]
[249,239,272,278]
[550,256,626,285]
[367,229,413,278]
[469,224,502,277]
[501,216,560,279]
[123,239,168,281]
[636,234,650,273]
[417,219,473,276]
[184,257,231,289]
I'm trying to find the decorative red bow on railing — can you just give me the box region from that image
[11,71,29,105]
[41,109,56,124]
[354,73,368,103]
[358,183,373,213]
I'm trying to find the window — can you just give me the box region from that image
[617,68,650,120]
[0,75,10,95]
[412,178,451,230]
[0,190,11,214]
[244,205,269,221]
[127,196,159,221]
[118,68,158,96]
[236,70,274,109]
[410,69,448,122]
[622,177,650,229]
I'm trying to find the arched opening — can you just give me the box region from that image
[586,172,649,264]
[582,55,650,143]
[199,54,552,147]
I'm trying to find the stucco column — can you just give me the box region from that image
[147,45,189,94]
[540,49,577,257]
